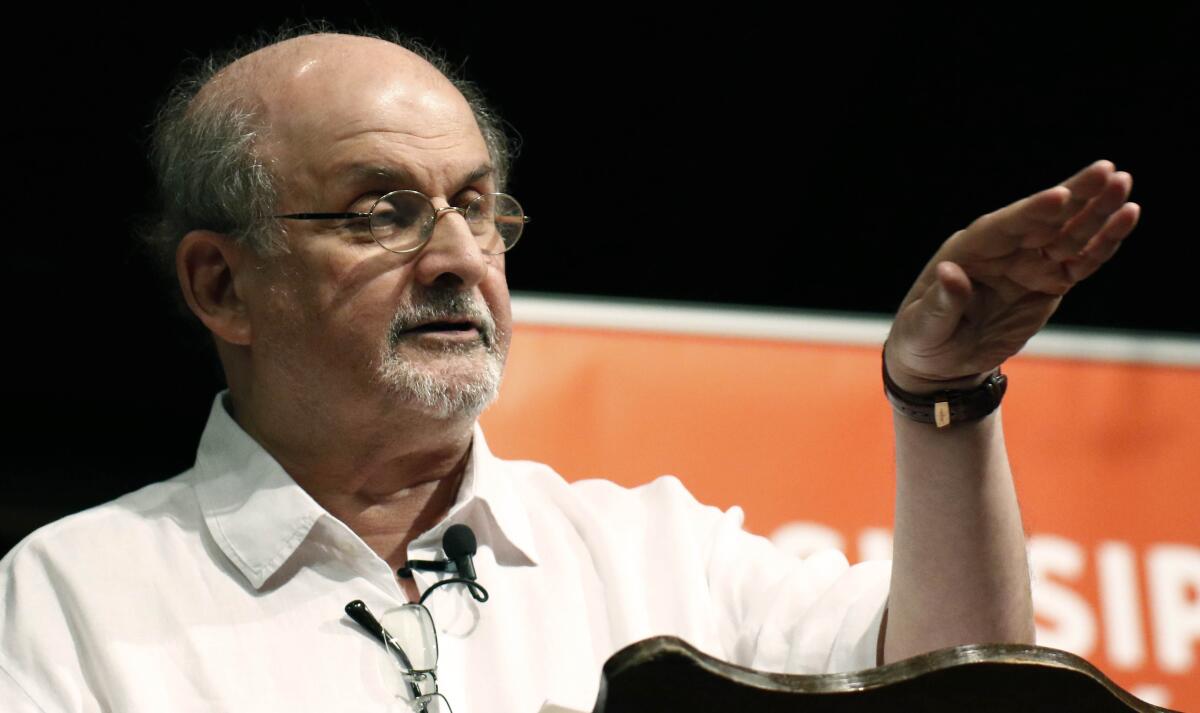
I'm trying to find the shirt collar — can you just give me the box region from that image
[433,424,540,569]
[190,393,538,590]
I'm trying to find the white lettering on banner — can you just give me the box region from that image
[768,520,1197,705]
[1097,541,1146,669]
[857,527,893,562]
[1130,684,1171,708]
[1147,544,1200,673]
[1029,535,1098,655]
[770,522,845,559]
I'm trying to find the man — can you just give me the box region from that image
[0,30,1138,712]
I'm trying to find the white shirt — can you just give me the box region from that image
[1,395,889,713]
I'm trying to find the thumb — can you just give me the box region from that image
[911,261,972,347]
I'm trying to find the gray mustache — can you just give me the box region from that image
[387,291,497,347]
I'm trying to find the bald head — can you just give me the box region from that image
[209,33,450,90]
[203,34,489,212]
[145,29,511,288]
[198,33,469,142]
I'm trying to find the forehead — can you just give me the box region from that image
[332,162,495,193]
[241,36,490,197]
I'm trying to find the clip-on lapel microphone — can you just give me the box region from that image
[398,523,489,603]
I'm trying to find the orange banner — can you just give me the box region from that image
[481,306,1200,711]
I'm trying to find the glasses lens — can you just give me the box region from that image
[467,193,525,254]
[371,192,435,253]
[380,605,438,673]
[416,693,452,713]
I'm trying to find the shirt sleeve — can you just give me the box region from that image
[703,503,890,674]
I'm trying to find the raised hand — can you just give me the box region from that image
[885,160,1140,392]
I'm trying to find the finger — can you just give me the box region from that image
[968,187,1071,258]
[1057,159,1116,212]
[1000,249,1076,296]
[1045,160,1117,240]
[1043,171,1133,261]
[909,261,973,347]
[1064,202,1141,282]
[974,162,1116,255]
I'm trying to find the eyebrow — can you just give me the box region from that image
[337,163,495,193]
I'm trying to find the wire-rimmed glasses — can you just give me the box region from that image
[276,190,529,255]
[347,600,453,713]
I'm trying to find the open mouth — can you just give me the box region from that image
[396,319,489,347]
[387,300,494,348]
[406,321,478,334]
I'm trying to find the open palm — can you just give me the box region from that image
[886,160,1140,390]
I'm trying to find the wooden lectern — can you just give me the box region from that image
[593,637,1176,712]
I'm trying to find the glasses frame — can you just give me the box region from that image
[275,189,530,256]
[381,603,439,677]
[346,599,454,713]
[384,602,451,713]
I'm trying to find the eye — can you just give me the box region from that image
[372,193,430,230]
[340,215,374,237]
[454,188,484,209]
[349,193,385,213]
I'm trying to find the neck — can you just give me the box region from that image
[226,389,477,569]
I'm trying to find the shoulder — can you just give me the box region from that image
[1,471,200,584]
[500,455,719,513]
[490,454,736,551]
[0,472,203,711]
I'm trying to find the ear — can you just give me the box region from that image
[176,230,254,346]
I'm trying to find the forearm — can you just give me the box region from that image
[883,408,1034,664]
[876,159,1136,664]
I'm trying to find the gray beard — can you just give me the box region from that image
[374,290,506,420]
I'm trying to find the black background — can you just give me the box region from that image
[3,5,1197,556]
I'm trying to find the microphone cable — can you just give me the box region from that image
[398,523,489,604]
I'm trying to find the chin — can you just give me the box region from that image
[375,350,504,421]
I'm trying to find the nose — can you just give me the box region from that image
[411,202,490,289]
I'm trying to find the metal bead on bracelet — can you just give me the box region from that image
[881,347,1007,428]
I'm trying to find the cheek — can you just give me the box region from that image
[246,272,305,337]
[482,267,513,351]
[305,251,366,303]
[482,258,510,305]
[253,260,395,352]
[295,248,403,323]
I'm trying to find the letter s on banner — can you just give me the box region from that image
[1030,534,1097,656]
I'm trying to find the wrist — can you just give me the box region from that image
[882,344,990,394]
[882,346,1007,428]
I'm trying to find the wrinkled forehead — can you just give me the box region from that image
[218,35,490,194]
